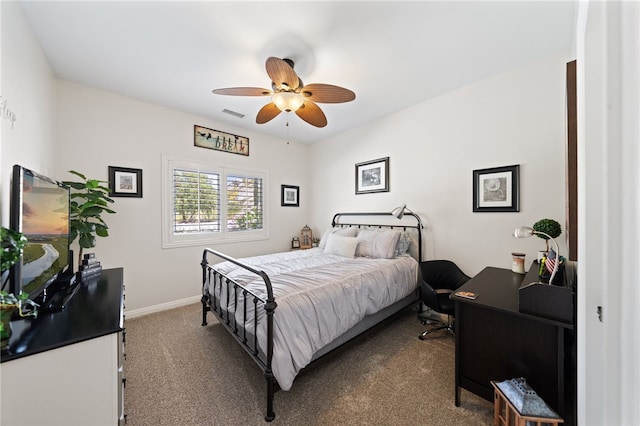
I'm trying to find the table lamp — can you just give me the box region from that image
[392,204,423,228]
[391,203,409,219]
[513,226,560,285]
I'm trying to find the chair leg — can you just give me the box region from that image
[418,315,455,340]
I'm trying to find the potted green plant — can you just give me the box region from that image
[1,227,38,351]
[532,218,562,252]
[62,171,116,269]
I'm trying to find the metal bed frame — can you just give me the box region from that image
[200,211,423,421]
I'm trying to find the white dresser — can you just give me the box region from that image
[1,268,125,425]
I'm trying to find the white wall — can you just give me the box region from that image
[578,1,640,424]
[0,1,56,227]
[309,52,572,277]
[53,81,310,312]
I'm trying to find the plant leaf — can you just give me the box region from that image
[79,233,96,248]
[63,182,88,190]
[68,170,87,180]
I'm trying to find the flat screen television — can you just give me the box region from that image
[9,165,73,303]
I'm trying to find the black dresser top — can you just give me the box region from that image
[1,268,124,363]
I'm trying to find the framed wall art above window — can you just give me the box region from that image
[472,164,520,212]
[355,157,389,194]
[194,125,249,156]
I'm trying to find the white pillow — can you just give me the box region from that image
[318,227,358,249]
[323,234,358,258]
[356,229,401,259]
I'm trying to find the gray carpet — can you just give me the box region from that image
[124,303,493,425]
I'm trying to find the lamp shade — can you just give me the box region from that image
[513,226,535,238]
[391,204,407,219]
[272,92,304,112]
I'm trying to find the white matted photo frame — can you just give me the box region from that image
[355,157,389,194]
[472,164,519,212]
[281,185,299,207]
[109,166,143,198]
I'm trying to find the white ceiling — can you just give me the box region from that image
[18,1,577,145]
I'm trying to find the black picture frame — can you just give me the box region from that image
[355,157,389,194]
[109,166,143,198]
[472,164,519,212]
[281,185,299,207]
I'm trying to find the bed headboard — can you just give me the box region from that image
[331,211,424,262]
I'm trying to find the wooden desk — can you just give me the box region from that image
[452,266,575,425]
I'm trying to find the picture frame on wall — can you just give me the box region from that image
[109,166,143,198]
[472,164,520,212]
[355,157,389,194]
[281,185,299,207]
[194,125,249,156]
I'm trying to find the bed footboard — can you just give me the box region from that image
[201,248,278,422]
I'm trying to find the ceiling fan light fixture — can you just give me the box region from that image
[272,92,304,112]
[213,57,354,128]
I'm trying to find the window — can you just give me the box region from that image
[226,174,264,232]
[162,157,268,248]
[173,168,220,234]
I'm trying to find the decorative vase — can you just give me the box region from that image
[0,304,18,351]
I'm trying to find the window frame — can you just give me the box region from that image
[162,156,269,248]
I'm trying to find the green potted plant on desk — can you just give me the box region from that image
[1,227,38,351]
[532,218,562,256]
[532,218,564,284]
[62,171,116,271]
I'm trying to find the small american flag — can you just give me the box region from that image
[545,249,557,274]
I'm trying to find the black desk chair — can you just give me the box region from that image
[419,260,470,340]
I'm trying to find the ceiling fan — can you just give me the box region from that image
[212,57,355,128]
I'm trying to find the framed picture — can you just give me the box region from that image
[108,166,143,198]
[281,185,299,207]
[472,164,520,212]
[194,125,249,156]
[355,157,389,194]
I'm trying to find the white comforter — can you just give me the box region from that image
[206,248,418,390]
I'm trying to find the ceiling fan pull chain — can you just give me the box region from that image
[286,113,290,145]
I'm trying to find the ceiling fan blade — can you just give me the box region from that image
[212,87,272,96]
[256,103,282,124]
[265,57,300,91]
[300,83,356,103]
[295,101,327,128]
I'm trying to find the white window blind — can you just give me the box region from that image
[173,168,220,234]
[226,174,264,232]
[162,156,268,248]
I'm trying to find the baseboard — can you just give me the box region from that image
[125,295,201,319]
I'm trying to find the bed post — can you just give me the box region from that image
[264,300,277,422]
[201,252,209,326]
[262,269,277,422]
